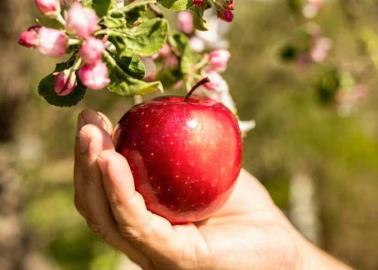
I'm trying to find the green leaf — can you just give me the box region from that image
[93,0,116,17]
[38,74,86,107]
[108,0,154,27]
[115,0,157,13]
[107,74,163,96]
[126,7,146,26]
[169,33,188,55]
[158,0,192,11]
[168,32,202,75]
[108,18,168,56]
[191,7,207,31]
[126,77,163,95]
[181,41,202,74]
[287,0,305,12]
[104,51,163,96]
[100,15,127,29]
[315,67,340,104]
[38,58,87,107]
[81,0,93,7]
[157,69,183,89]
[117,55,146,79]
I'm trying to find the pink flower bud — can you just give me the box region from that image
[159,44,171,58]
[177,11,193,34]
[310,37,332,63]
[309,0,324,9]
[18,25,41,48]
[208,49,231,72]
[204,71,226,91]
[54,69,77,96]
[164,54,179,69]
[78,61,110,90]
[226,0,235,10]
[80,38,105,64]
[192,0,205,6]
[35,0,60,16]
[218,9,234,22]
[66,3,99,39]
[38,27,68,57]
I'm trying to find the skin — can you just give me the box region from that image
[74,109,353,270]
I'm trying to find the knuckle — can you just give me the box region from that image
[87,220,108,241]
[108,192,122,208]
[117,220,153,244]
[118,224,143,241]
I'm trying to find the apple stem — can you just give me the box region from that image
[184,77,210,101]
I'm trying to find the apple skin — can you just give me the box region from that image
[115,96,242,224]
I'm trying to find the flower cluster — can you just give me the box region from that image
[284,0,368,113]
[194,0,235,22]
[19,0,255,131]
[176,10,255,133]
[19,0,110,96]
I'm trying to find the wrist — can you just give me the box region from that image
[296,236,353,270]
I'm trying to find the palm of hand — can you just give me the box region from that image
[74,110,300,270]
[194,172,300,270]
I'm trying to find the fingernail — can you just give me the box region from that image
[77,109,96,132]
[79,134,89,154]
[77,113,86,132]
[98,112,112,133]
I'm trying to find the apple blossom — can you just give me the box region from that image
[38,27,68,57]
[78,62,110,90]
[192,0,204,7]
[54,69,77,96]
[177,11,194,34]
[218,9,234,22]
[204,71,228,91]
[66,3,99,39]
[310,37,332,63]
[35,0,60,16]
[239,120,256,135]
[201,76,236,112]
[189,37,206,52]
[196,15,230,49]
[336,84,368,116]
[208,49,231,72]
[80,38,106,64]
[18,0,255,139]
[309,0,325,9]
[18,25,41,48]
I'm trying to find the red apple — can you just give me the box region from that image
[115,89,242,224]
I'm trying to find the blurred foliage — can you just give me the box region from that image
[1,0,378,270]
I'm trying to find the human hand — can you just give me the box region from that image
[74,109,352,270]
